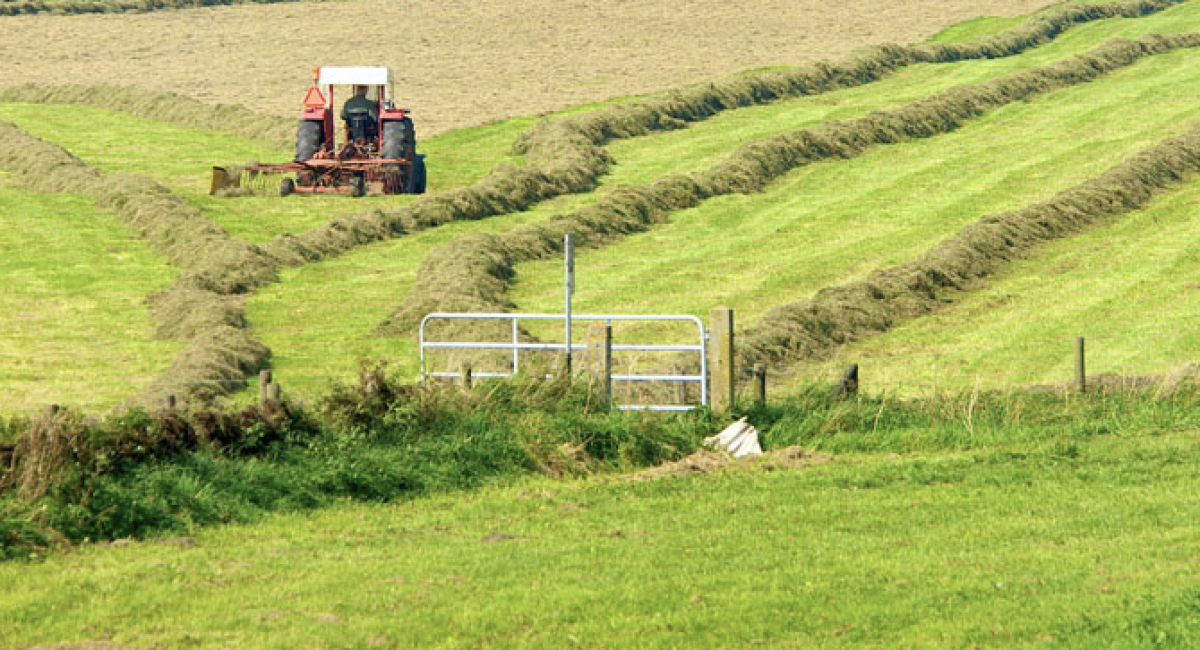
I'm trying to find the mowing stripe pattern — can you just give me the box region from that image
[378,34,1200,335]
[0,121,273,405]
[738,126,1200,365]
[0,0,1187,404]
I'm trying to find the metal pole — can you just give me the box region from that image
[565,232,575,376]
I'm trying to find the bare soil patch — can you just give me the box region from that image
[625,446,834,482]
[1,0,1055,137]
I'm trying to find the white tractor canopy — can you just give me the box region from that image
[318,66,395,103]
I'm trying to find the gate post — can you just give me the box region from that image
[586,321,612,405]
[709,307,735,413]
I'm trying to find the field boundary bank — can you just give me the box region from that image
[0,121,273,407]
[0,0,302,17]
[377,34,1200,334]
[738,126,1200,367]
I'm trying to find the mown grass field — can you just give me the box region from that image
[0,180,179,413]
[2,1,1198,410]
[503,1,1200,394]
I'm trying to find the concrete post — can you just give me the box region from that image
[710,307,735,413]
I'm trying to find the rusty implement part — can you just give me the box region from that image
[209,165,242,194]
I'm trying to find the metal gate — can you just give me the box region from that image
[419,312,708,412]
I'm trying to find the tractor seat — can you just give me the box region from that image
[346,114,376,143]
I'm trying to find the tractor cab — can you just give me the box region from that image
[282,65,423,196]
[297,66,410,160]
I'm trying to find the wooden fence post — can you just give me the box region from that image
[831,363,859,400]
[586,321,612,405]
[710,307,735,413]
[258,369,272,406]
[754,363,767,406]
[1076,336,1086,394]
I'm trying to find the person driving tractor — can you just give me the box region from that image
[342,85,379,142]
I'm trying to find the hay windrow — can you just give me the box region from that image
[0,121,276,407]
[0,84,294,149]
[0,0,300,18]
[379,34,1200,334]
[738,126,1200,367]
[236,0,1188,269]
[510,0,1184,156]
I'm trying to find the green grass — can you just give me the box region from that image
[506,9,1200,375]
[4,415,1199,648]
[8,1,1200,406]
[0,182,180,415]
[248,2,1200,392]
[0,103,531,243]
[242,193,587,399]
[786,178,1200,395]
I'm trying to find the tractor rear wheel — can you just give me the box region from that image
[295,120,323,161]
[382,119,416,195]
[407,154,427,194]
[381,120,410,160]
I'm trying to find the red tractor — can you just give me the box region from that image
[245,66,426,197]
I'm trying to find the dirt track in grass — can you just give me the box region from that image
[1,0,1056,137]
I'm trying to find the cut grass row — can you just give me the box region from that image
[786,179,1200,394]
[4,400,1199,647]
[0,0,309,17]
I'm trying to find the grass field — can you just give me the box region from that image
[4,416,1199,648]
[7,3,1200,647]
[502,3,1200,393]
[3,1,1197,410]
[0,0,1058,136]
[0,181,180,415]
